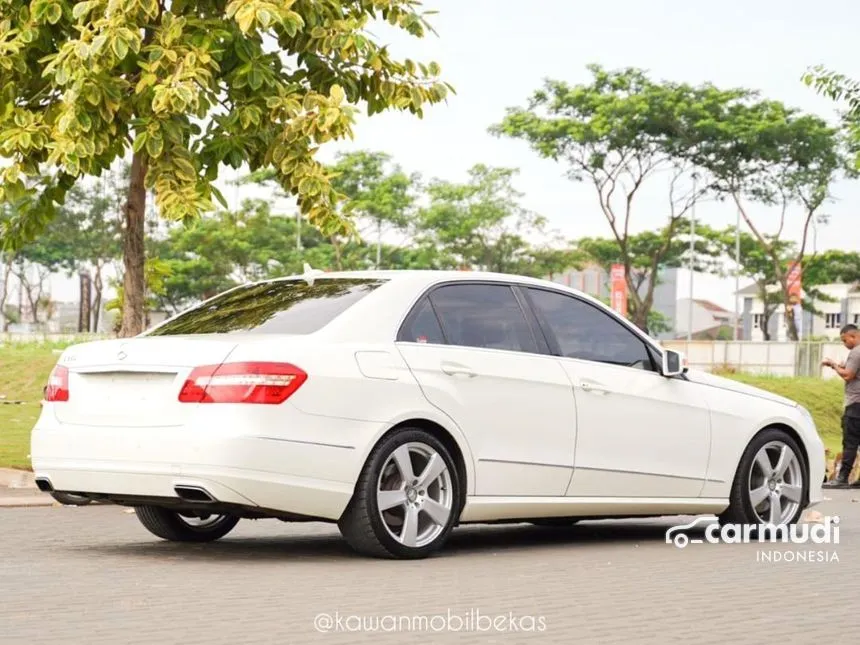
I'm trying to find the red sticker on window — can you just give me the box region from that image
[417,336,428,343]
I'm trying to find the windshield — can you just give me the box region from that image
[146,278,387,336]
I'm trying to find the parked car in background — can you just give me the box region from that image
[31,268,825,558]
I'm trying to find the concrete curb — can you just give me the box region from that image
[0,468,35,489]
[0,495,56,508]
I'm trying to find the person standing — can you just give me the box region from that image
[822,324,860,488]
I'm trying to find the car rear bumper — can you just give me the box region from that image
[30,406,380,520]
[32,461,353,519]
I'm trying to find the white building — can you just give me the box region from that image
[739,282,860,341]
[673,298,737,340]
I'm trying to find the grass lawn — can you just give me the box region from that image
[0,342,70,469]
[0,343,847,470]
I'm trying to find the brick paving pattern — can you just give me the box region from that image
[0,492,856,644]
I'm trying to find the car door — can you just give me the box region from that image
[522,287,711,499]
[396,282,577,497]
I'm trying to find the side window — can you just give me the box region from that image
[527,288,655,371]
[428,284,538,353]
[397,297,446,344]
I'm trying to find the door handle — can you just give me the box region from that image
[580,381,609,395]
[440,361,477,378]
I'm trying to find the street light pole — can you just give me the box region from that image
[734,206,741,341]
[687,175,697,342]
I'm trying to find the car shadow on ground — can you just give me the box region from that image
[66,517,710,563]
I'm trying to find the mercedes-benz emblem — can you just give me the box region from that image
[117,351,127,361]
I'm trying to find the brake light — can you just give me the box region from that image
[178,362,307,404]
[44,365,70,402]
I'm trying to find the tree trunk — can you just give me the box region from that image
[0,256,11,331]
[19,269,41,324]
[761,312,771,341]
[92,264,103,333]
[330,236,344,271]
[119,152,148,338]
[784,300,799,341]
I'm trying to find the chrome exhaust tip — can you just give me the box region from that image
[173,485,216,503]
[34,477,54,493]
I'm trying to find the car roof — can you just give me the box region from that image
[260,268,584,292]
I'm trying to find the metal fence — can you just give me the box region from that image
[0,332,111,346]
[662,340,849,378]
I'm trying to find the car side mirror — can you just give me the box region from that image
[661,349,686,377]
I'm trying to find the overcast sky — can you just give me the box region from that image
[231,0,860,255]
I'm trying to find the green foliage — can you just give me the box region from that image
[803,66,860,171]
[414,164,581,275]
[105,256,171,331]
[329,150,417,231]
[17,177,122,273]
[0,0,453,247]
[803,249,860,286]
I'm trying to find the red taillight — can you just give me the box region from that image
[178,362,307,404]
[44,365,70,402]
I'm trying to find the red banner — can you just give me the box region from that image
[787,261,802,304]
[610,264,627,317]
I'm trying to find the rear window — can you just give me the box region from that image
[147,278,387,336]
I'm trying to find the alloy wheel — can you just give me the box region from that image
[376,441,454,548]
[747,440,804,525]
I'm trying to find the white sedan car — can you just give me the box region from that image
[31,269,825,558]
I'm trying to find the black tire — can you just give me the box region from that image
[50,492,93,506]
[135,506,240,542]
[719,428,808,527]
[338,428,461,559]
[530,518,580,527]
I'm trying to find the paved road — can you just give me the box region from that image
[0,492,856,645]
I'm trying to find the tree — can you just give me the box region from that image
[415,164,571,274]
[491,65,746,330]
[21,179,123,330]
[0,0,452,336]
[692,99,843,340]
[329,150,418,268]
[152,199,325,312]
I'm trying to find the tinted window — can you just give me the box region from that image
[147,278,386,336]
[398,297,446,344]
[527,288,654,370]
[429,284,538,353]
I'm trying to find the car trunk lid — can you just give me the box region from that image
[53,336,240,427]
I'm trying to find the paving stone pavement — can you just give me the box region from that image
[0,492,856,645]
